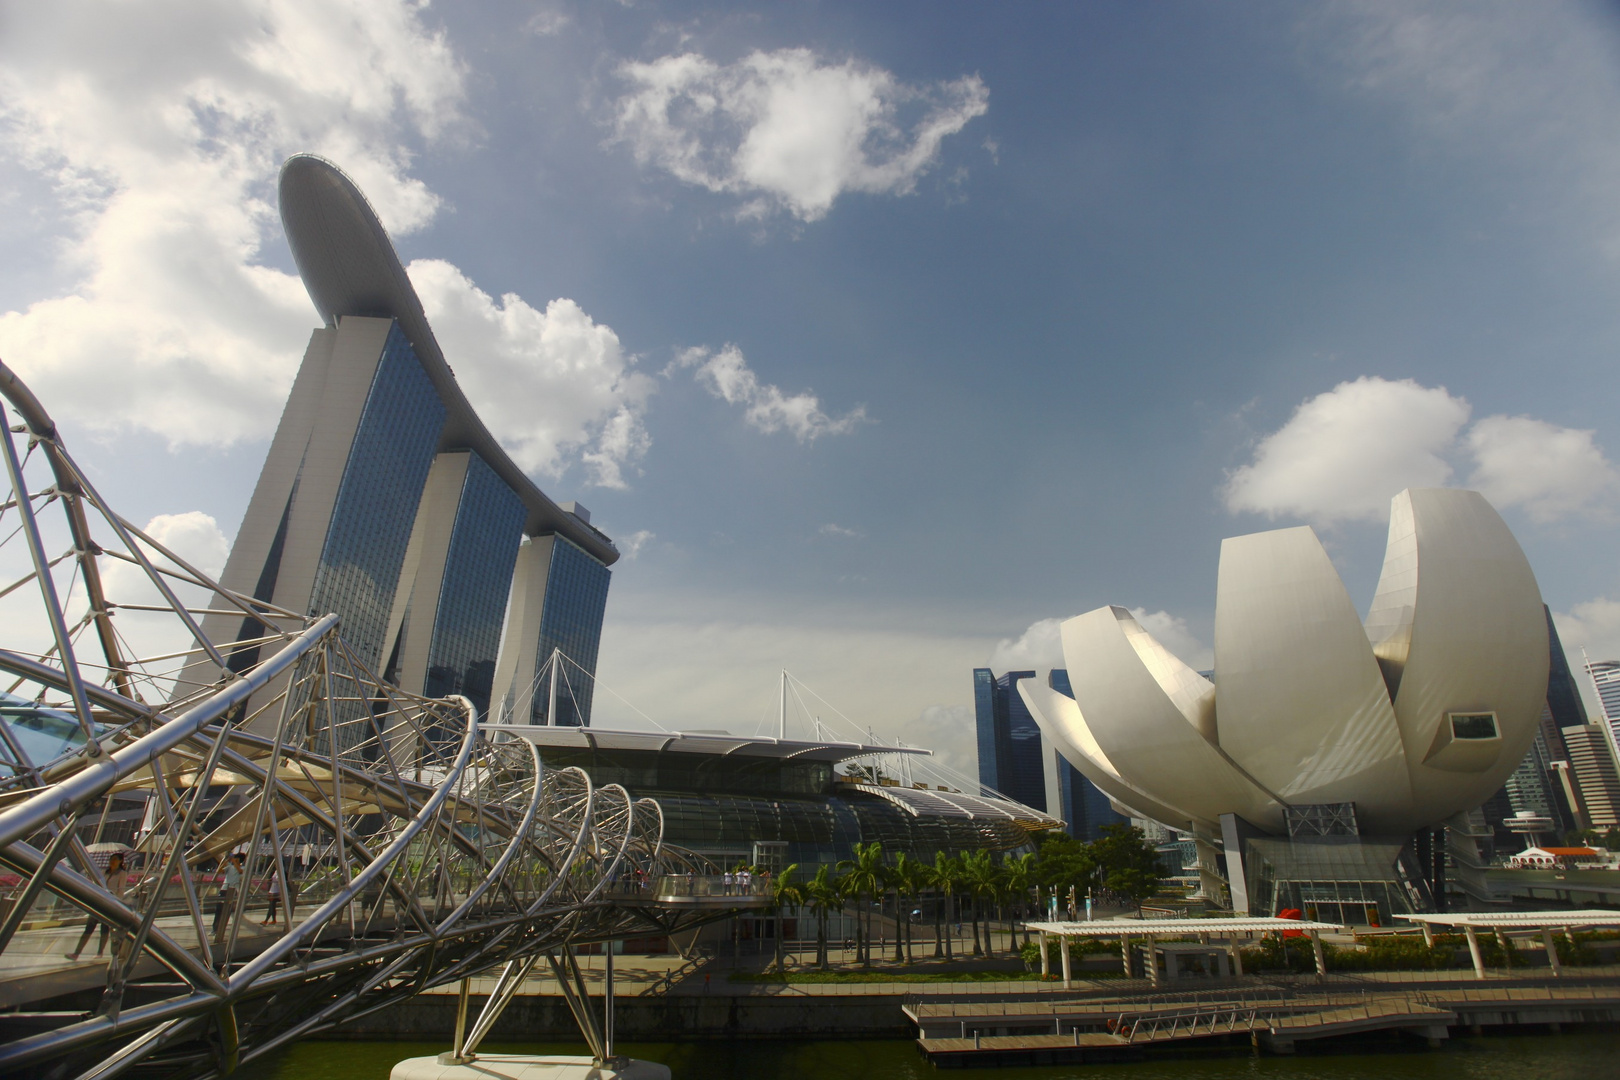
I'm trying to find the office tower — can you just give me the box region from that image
[974,667,1127,840]
[1588,659,1620,746]
[1561,724,1620,828]
[198,156,618,728]
[1483,607,1587,839]
[974,668,1046,812]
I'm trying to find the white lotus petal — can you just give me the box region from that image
[1214,525,1412,831]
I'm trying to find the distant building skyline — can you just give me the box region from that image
[974,667,1127,842]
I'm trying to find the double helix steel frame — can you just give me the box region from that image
[0,362,722,1079]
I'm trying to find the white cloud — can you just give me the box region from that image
[408,260,653,488]
[0,0,464,447]
[1224,376,1619,526]
[895,703,977,779]
[1308,3,1620,259]
[987,610,1211,674]
[620,529,655,559]
[671,344,866,441]
[988,617,1064,672]
[1127,607,1214,672]
[817,523,861,539]
[92,511,231,698]
[611,47,989,221]
[1224,377,1469,525]
[1466,415,1619,523]
[0,3,651,490]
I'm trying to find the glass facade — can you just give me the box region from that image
[534,744,1035,871]
[536,747,834,797]
[422,452,527,721]
[975,667,1126,841]
[617,791,1031,872]
[972,668,1046,811]
[532,536,611,726]
[1245,837,1417,926]
[0,693,107,778]
[309,321,446,671]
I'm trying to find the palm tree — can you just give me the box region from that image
[1002,852,1036,952]
[961,850,998,957]
[804,866,841,969]
[888,853,909,963]
[893,853,929,964]
[928,851,959,960]
[838,841,884,966]
[769,864,804,973]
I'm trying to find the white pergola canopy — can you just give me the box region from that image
[1023,918,1343,987]
[1396,910,1620,980]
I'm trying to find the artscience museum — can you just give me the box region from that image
[1020,488,1550,922]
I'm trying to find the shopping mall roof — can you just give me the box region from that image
[482,723,931,764]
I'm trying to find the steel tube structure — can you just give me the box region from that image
[0,365,743,1080]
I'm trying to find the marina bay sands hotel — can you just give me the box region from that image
[199,155,615,726]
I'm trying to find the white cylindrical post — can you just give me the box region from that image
[1040,930,1050,978]
[452,977,470,1061]
[1542,929,1562,976]
[1060,933,1072,988]
[547,648,559,726]
[1464,925,1486,980]
[604,944,615,1060]
[1145,934,1159,988]
[1309,929,1326,978]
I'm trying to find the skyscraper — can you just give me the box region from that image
[198,156,618,727]
[1561,724,1620,828]
[974,667,1127,841]
[1587,659,1620,748]
[974,668,1046,812]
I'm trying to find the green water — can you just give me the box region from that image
[236,1032,1619,1080]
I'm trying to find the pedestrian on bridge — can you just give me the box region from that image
[212,852,244,944]
[65,853,125,961]
[261,863,286,925]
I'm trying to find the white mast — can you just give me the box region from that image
[779,668,787,740]
[547,647,560,727]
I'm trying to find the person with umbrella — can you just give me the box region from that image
[65,851,126,961]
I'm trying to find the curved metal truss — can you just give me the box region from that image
[0,362,727,1079]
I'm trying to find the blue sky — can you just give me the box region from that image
[4,1,1620,771]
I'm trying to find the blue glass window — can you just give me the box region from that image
[422,452,526,722]
[309,321,446,671]
[531,536,611,726]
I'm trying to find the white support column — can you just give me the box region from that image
[1040,930,1050,979]
[1060,933,1072,988]
[1121,934,1131,978]
[1420,921,1434,947]
[604,944,615,1061]
[1463,925,1486,980]
[1309,929,1326,978]
[1542,929,1563,976]
[1229,934,1243,976]
[1145,934,1159,988]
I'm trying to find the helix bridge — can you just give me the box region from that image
[0,362,745,1079]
